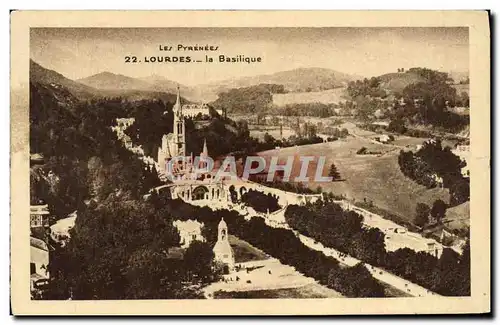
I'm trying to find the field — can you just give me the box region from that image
[229,235,270,263]
[214,283,343,299]
[272,88,346,106]
[444,201,470,232]
[248,125,295,141]
[258,135,454,226]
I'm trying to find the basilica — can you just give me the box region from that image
[156,87,210,179]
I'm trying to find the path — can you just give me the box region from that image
[203,258,335,299]
[191,198,441,297]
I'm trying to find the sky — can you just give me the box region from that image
[30,27,469,86]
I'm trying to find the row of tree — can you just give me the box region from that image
[211,84,285,115]
[398,139,470,206]
[346,77,388,99]
[240,189,281,213]
[284,201,470,296]
[414,199,448,228]
[161,198,386,297]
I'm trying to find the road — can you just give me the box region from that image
[192,198,441,298]
[114,118,441,298]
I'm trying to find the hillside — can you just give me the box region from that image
[210,84,284,115]
[257,137,452,227]
[30,59,98,99]
[444,201,470,232]
[77,72,153,91]
[78,72,202,101]
[139,74,182,92]
[30,60,182,103]
[272,88,347,106]
[377,71,427,93]
[199,67,357,97]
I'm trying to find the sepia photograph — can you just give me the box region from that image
[10,10,490,315]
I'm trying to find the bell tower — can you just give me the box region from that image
[213,217,235,272]
[172,85,186,158]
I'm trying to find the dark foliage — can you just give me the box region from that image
[161,199,385,297]
[211,84,285,115]
[328,163,341,181]
[240,189,281,213]
[284,201,470,296]
[31,82,215,299]
[397,139,469,206]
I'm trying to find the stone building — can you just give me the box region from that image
[213,218,235,273]
[173,219,205,248]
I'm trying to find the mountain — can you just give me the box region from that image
[77,72,153,91]
[30,61,183,103]
[30,59,98,99]
[196,67,359,100]
[78,72,202,102]
[138,74,180,92]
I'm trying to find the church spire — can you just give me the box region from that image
[174,84,181,113]
[202,138,208,157]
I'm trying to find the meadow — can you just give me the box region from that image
[258,136,455,227]
[272,88,346,106]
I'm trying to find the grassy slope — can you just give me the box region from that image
[229,235,270,263]
[259,138,451,225]
[378,71,426,93]
[444,201,470,231]
[214,283,343,299]
[272,88,346,106]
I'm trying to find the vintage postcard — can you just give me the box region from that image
[11,11,490,315]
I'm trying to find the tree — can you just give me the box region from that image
[328,263,385,297]
[449,178,470,206]
[241,189,281,213]
[263,132,275,145]
[388,118,407,134]
[414,203,430,227]
[430,199,447,223]
[183,240,219,283]
[328,163,341,181]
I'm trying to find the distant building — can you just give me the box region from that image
[30,204,50,229]
[30,153,45,165]
[371,121,390,127]
[30,204,50,241]
[378,134,391,144]
[30,236,49,297]
[181,103,222,118]
[116,117,135,129]
[452,144,470,177]
[173,219,205,248]
[425,242,442,258]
